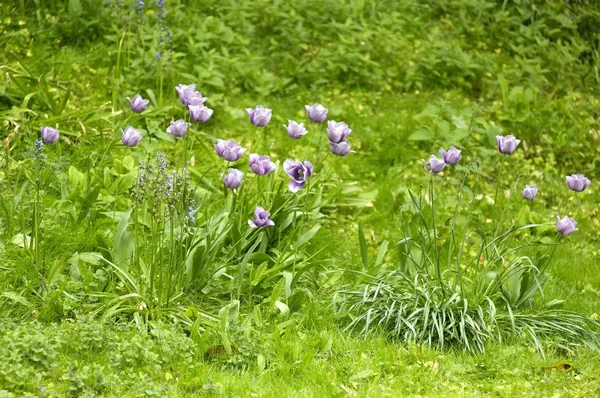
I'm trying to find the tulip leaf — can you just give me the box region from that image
[295,225,321,249]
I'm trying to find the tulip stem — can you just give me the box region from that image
[493,159,505,209]
[429,175,445,296]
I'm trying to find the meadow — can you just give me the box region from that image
[1,0,600,396]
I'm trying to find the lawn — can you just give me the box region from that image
[1,0,600,396]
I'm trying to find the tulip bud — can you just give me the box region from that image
[189,105,213,123]
[566,174,591,192]
[422,155,446,174]
[214,139,247,162]
[127,94,149,113]
[496,135,521,155]
[305,103,328,123]
[522,185,538,200]
[221,168,244,189]
[330,141,351,157]
[556,216,578,236]
[249,153,276,176]
[248,206,275,228]
[440,146,461,165]
[167,120,189,138]
[246,105,272,127]
[327,121,352,143]
[283,120,308,139]
[40,126,59,144]
[121,126,142,147]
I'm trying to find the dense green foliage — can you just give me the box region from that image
[1,0,600,396]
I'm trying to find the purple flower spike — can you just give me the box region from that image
[127,94,149,113]
[284,159,313,193]
[422,155,446,174]
[556,216,578,236]
[566,174,591,192]
[189,105,213,123]
[249,153,277,176]
[40,126,59,144]
[330,141,351,157]
[214,139,247,162]
[246,105,272,127]
[496,135,521,155]
[248,206,275,228]
[305,103,328,123]
[522,185,538,201]
[327,121,352,143]
[175,84,196,104]
[167,119,189,138]
[284,120,308,139]
[121,126,142,147]
[440,146,462,165]
[221,168,244,190]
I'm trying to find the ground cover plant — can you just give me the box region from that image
[1,0,600,396]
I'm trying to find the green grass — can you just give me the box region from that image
[1,0,600,396]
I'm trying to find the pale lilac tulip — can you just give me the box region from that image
[305,103,328,123]
[167,119,189,138]
[422,155,446,174]
[189,105,213,123]
[246,105,272,127]
[221,168,244,189]
[556,216,578,236]
[330,141,351,157]
[40,126,59,144]
[214,139,247,162]
[327,121,352,143]
[248,206,275,228]
[522,185,538,200]
[249,153,276,176]
[127,94,149,113]
[566,174,591,192]
[440,146,461,165]
[284,120,308,139]
[496,135,521,155]
[284,159,313,193]
[121,126,142,147]
[175,84,196,104]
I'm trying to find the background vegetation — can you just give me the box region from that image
[1,0,599,396]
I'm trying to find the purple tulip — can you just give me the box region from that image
[284,159,313,193]
[121,126,142,147]
[246,105,272,127]
[175,84,196,104]
[248,206,275,228]
[330,141,351,157]
[305,103,328,123]
[522,185,538,201]
[496,135,521,155]
[127,94,149,113]
[556,216,578,236]
[284,120,308,139]
[221,168,244,189]
[440,146,461,165]
[249,153,276,176]
[422,155,446,174]
[327,121,352,143]
[566,174,591,192]
[40,126,59,144]
[189,105,213,123]
[167,119,189,138]
[183,91,208,108]
[214,139,247,162]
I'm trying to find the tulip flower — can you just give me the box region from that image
[249,153,276,176]
[40,126,59,144]
[121,126,142,147]
[422,155,446,174]
[175,84,197,104]
[284,159,313,193]
[221,168,244,189]
[330,141,351,157]
[496,135,521,155]
[566,174,591,192]
[522,185,538,200]
[183,91,208,108]
[127,94,149,113]
[167,119,189,138]
[327,121,352,143]
[189,105,213,123]
[556,216,578,236]
[248,206,275,228]
[284,120,308,139]
[214,139,247,162]
[440,146,461,165]
[305,103,328,123]
[246,105,272,127]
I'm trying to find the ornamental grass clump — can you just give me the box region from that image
[336,132,599,356]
